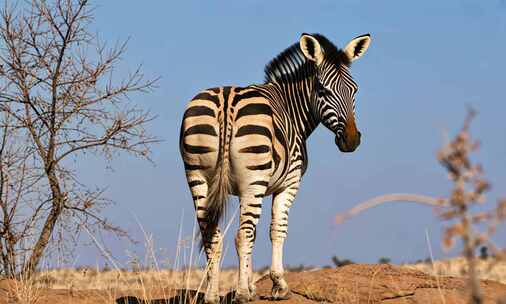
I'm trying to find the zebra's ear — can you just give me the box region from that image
[299,33,324,66]
[343,34,371,62]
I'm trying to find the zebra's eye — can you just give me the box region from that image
[316,83,328,96]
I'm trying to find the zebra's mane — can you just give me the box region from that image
[264,33,350,84]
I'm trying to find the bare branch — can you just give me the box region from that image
[335,194,446,224]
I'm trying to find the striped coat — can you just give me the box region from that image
[179,33,371,304]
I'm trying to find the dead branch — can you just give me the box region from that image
[335,194,446,224]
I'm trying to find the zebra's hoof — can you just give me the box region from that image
[272,284,291,300]
[270,271,291,300]
[235,291,251,304]
[204,294,220,304]
[249,285,258,301]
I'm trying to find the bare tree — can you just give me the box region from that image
[0,0,158,278]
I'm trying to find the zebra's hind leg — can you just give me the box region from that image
[270,187,297,300]
[235,195,263,304]
[202,227,223,304]
[187,175,222,304]
[248,260,257,300]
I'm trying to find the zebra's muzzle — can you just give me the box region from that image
[335,130,361,153]
[336,117,361,152]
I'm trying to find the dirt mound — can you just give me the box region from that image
[254,264,506,303]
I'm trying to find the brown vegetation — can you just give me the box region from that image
[29,268,263,292]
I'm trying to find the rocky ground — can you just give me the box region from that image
[1,264,506,304]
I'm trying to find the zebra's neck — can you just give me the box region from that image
[260,41,327,140]
[268,78,320,140]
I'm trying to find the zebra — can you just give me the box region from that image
[179,33,371,303]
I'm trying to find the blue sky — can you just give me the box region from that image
[71,1,506,268]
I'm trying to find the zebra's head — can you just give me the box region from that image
[299,33,371,153]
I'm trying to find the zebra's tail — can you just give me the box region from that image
[202,117,232,247]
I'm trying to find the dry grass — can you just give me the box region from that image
[404,257,506,285]
[28,257,506,292]
[30,267,269,293]
[0,277,44,304]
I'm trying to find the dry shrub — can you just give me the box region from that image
[335,109,505,304]
[1,277,43,304]
[435,109,506,303]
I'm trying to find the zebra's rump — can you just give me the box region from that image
[180,86,290,194]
